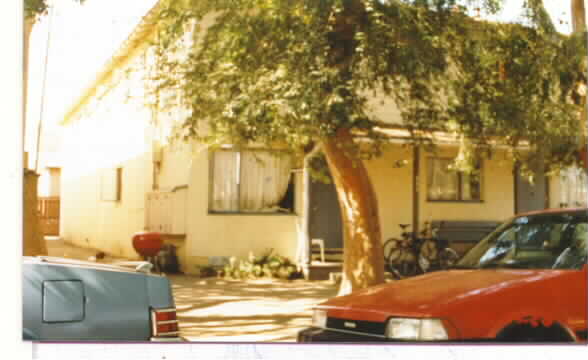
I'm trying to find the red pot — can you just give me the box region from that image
[132,231,163,257]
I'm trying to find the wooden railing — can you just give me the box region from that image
[38,196,60,236]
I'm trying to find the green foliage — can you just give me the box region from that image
[25,0,49,20]
[24,0,86,20]
[149,0,586,174]
[222,249,301,280]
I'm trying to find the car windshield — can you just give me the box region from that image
[456,211,588,270]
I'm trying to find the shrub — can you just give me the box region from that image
[222,249,301,280]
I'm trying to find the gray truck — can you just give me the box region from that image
[23,256,182,341]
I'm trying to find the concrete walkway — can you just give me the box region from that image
[43,237,338,342]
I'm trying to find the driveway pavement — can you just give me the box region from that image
[169,275,337,342]
[44,237,338,342]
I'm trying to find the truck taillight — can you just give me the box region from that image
[151,308,180,337]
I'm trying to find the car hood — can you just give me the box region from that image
[320,269,563,320]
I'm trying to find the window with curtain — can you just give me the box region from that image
[209,150,295,213]
[427,157,482,201]
[558,166,587,208]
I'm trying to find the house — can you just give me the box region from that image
[56,1,585,277]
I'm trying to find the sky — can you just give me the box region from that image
[24,0,576,166]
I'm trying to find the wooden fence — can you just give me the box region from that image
[38,196,60,236]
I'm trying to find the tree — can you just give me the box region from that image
[151,0,586,294]
[571,0,587,169]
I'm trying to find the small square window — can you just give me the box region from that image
[427,157,482,201]
[100,167,122,201]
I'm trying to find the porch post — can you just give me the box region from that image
[296,145,321,272]
[412,145,420,235]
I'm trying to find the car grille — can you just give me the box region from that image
[326,317,386,337]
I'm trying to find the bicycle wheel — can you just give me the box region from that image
[386,247,420,278]
[383,238,403,263]
[418,239,438,272]
[438,247,460,269]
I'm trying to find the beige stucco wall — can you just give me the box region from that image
[419,146,515,224]
[365,144,414,242]
[363,144,516,245]
[154,145,300,274]
[60,46,155,259]
[38,168,61,197]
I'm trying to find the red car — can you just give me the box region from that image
[298,208,587,343]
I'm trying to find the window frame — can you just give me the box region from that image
[426,156,483,203]
[208,148,296,215]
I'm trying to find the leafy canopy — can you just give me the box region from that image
[150,0,586,170]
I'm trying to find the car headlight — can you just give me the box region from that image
[385,318,448,341]
[312,309,327,328]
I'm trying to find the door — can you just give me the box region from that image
[308,179,343,249]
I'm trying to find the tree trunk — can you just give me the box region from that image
[572,0,587,169]
[322,129,385,296]
[572,0,586,31]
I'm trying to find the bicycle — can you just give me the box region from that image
[383,222,460,279]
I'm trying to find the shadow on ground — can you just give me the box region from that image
[167,275,338,342]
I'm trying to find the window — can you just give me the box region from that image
[100,167,122,201]
[427,157,481,201]
[558,166,587,208]
[209,150,295,213]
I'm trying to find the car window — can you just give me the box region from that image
[458,211,588,270]
[552,222,588,269]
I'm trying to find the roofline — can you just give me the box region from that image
[59,0,164,126]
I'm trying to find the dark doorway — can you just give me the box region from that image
[515,162,548,214]
[308,179,343,249]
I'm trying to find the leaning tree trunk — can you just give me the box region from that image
[572,0,587,169]
[322,128,385,296]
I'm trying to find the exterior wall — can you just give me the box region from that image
[155,144,301,275]
[365,144,414,242]
[355,143,516,247]
[38,168,61,197]
[60,47,155,260]
[419,146,515,224]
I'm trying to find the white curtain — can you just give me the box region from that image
[560,166,587,208]
[240,151,292,212]
[210,151,239,212]
[427,158,458,200]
